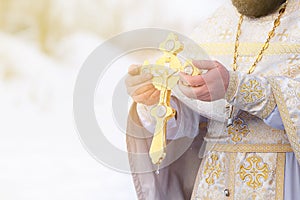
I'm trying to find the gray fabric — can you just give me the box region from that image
[127,103,206,200]
[263,106,285,130]
[284,152,300,200]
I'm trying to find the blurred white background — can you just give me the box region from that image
[0,0,226,199]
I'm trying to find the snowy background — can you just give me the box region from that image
[0,0,226,199]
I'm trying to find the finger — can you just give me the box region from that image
[132,84,156,96]
[133,89,156,103]
[149,89,160,100]
[178,82,198,99]
[192,60,220,71]
[178,82,209,100]
[126,79,153,95]
[179,72,205,87]
[128,64,141,76]
[144,90,160,106]
[194,85,212,101]
[125,73,153,87]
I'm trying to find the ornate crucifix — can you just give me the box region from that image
[140,33,201,166]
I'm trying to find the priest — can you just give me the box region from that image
[126,0,300,199]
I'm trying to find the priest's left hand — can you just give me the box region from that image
[178,60,230,101]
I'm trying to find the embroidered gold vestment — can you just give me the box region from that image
[127,0,300,199]
[178,1,300,199]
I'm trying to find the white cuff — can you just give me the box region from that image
[136,101,177,135]
[136,97,204,140]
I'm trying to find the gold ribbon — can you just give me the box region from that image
[208,143,293,153]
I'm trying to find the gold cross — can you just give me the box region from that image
[228,118,250,142]
[239,155,269,189]
[142,33,201,165]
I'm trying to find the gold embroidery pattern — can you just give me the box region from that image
[200,43,300,56]
[225,71,239,102]
[204,154,222,185]
[269,78,300,163]
[209,143,292,153]
[228,153,236,200]
[228,118,250,142]
[275,153,286,200]
[282,63,300,78]
[261,93,277,119]
[219,29,232,40]
[287,54,299,64]
[240,79,265,103]
[239,155,270,189]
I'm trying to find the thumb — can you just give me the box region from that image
[128,64,141,76]
[192,60,220,71]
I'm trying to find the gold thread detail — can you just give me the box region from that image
[261,93,277,119]
[204,154,222,185]
[200,43,300,56]
[225,71,239,102]
[240,79,265,103]
[239,155,270,189]
[228,118,250,142]
[275,153,286,200]
[269,78,300,163]
[233,0,288,74]
[210,143,293,153]
[228,153,236,200]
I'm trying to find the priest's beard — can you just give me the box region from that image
[231,0,286,18]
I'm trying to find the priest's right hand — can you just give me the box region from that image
[125,64,160,106]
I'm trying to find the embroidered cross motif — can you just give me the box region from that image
[283,64,300,78]
[239,155,269,189]
[228,118,250,142]
[219,29,232,40]
[277,29,288,41]
[240,79,265,103]
[204,154,222,185]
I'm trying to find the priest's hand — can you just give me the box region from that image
[125,64,160,106]
[178,60,229,101]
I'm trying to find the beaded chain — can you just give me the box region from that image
[232,1,288,74]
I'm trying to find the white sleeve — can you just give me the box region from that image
[263,106,285,130]
[136,97,205,140]
[262,78,300,130]
[136,102,178,135]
